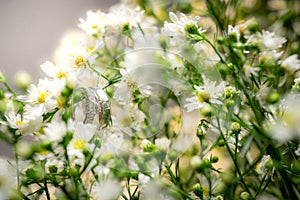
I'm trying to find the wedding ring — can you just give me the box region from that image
[73,87,111,129]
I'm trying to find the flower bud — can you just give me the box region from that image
[13,70,32,89]
[240,191,251,200]
[192,183,203,198]
[224,86,236,98]
[16,142,32,158]
[267,92,280,104]
[200,104,212,117]
[169,150,178,162]
[215,195,224,200]
[190,156,211,172]
[231,122,241,133]
[211,155,219,163]
[140,139,156,152]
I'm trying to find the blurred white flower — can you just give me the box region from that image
[78,10,107,35]
[163,12,205,39]
[41,120,67,142]
[18,78,65,115]
[107,5,144,32]
[266,94,300,143]
[40,61,69,79]
[91,179,122,200]
[281,54,300,73]
[247,30,286,51]
[3,111,43,134]
[155,137,171,150]
[256,155,273,179]
[185,76,226,112]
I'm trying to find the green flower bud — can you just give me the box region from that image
[190,156,211,172]
[48,165,58,173]
[140,139,156,152]
[200,104,212,117]
[192,183,203,198]
[231,122,241,133]
[215,195,224,200]
[211,155,219,163]
[224,86,236,98]
[218,138,225,147]
[93,137,102,148]
[225,99,235,108]
[217,37,226,45]
[267,92,280,104]
[169,150,178,162]
[240,191,251,200]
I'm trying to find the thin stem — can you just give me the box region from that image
[202,35,226,64]
[215,116,253,197]
[3,81,17,97]
[44,179,51,200]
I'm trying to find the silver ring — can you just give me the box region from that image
[73,87,111,129]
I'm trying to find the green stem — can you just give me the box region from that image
[202,35,226,64]
[3,81,17,97]
[215,116,253,197]
[44,179,51,200]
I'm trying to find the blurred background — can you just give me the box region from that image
[0,0,118,157]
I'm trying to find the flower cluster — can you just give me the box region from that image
[0,0,300,199]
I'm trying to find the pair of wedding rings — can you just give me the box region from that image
[73,87,111,129]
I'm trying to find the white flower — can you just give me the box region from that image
[100,132,124,157]
[107,5,144,32]
[91,179,122,200]
[256,155,273,178]
[266,94,300,143]
[281,54,300,73]
[247,30,286,51]
[228,25,240,39]
[138,173,151,185]
[54,31,98,71]
[163,12,205,39]
[78,10,107,35]
[40,61,70,79]
[184,76,226,112]
[41,120,67,142]
[155,137,171,150]
[112,103,145,136]
[18,78,65,115]
[3,111,43,134]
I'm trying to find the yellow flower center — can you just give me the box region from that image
[73,139,85,149]
[39,150,49,156]
[15,120,27,125]
[91,25,98,29]
[197,91,210,102]
[56,71,67,79]
[121,117,133,127]
[38,92,48,103]
[75,56,86,67]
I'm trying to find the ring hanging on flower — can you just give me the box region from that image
[73,87,111,129]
